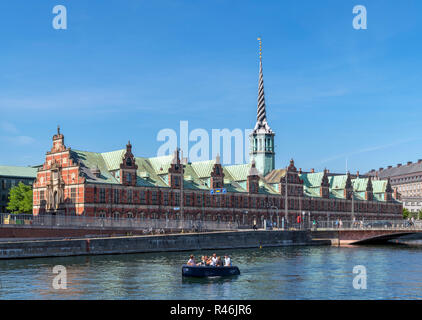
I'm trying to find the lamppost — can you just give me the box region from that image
[242,210,248,227]
[267,204,278,229]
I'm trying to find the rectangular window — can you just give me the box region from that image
[235,197,240,208]
[215,196,220,207]
[163,192,169,206]
[127,189,133,203]
[40,190,45,201]
[114,189,120,204]
[196,194,202,206]
[186,194,191,206]
[140,191,146,204]
[151,191,157,205]
[71,188,76,202]
[99,188,106,203]
[175,193,180,206]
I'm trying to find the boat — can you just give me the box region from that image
[182,265,240,277]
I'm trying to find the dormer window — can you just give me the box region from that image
[126,158,132,166]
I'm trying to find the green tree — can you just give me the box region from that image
[403,208,411,219]
[6,182,33,214]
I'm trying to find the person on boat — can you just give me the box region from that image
[202,256,209,266]
[209,254,217,266]
[216,256,223,267]
[224,255,232,266]
[211,253,218,265]
[197,256,206,266]
[187,255,196,266]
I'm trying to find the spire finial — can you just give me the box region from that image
[257,37,262,61]
[57,125,60,135]
[215,153,220,164]
[256,37,267,126]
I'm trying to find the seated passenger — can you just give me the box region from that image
[209,256,217,266]
[216,257,223,267]
[211,253,218,265]
[224,255,232,266]
[187,255,196,266]
[197,256,206,266]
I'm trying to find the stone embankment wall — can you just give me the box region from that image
[0,230,329,259]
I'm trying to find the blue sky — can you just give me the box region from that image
[0,0,421,174]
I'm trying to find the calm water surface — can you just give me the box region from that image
[0,245,422,299]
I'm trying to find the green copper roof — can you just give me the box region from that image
[372,180,388,194]
[225,164,251,181]
[352,177,368,192]
[68,147,394,200]
[71,150,120,184]
[329,175,348,190]
[190,160,216,179]
[101,149,125,171]
[145,155,174,174]
[0,165,38,179]
[300,172,324,188]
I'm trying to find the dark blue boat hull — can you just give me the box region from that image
[182,265,240,277]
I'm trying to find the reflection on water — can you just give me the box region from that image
[1,246,422,299]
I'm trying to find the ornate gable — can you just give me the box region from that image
[168,149,183,188]
[210,154,224,189]
[120,141,138,186]
[320,169,330,198]
[247,159,260,194]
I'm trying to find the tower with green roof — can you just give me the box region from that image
[249,37,275,177]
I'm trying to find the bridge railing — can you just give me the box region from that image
[0,213,239,232]
[305,220,420,231]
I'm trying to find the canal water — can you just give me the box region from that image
[0,245,422,299]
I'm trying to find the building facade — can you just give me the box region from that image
[0,166,38,213]
[32,45,402,223]
[368,160,422,213]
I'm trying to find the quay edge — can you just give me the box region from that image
[0,230,330,260]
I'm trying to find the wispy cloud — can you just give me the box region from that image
[317,138,422,166]
[0,121,19,134]
[0,122,36,146]
[0,135,36,146]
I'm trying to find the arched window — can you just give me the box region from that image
[126,158,132,166]
[98,212,106,219]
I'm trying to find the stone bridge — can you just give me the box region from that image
[311,229,422,245]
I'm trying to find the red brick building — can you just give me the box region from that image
[32,126,402,225]
[32,47,402,224]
